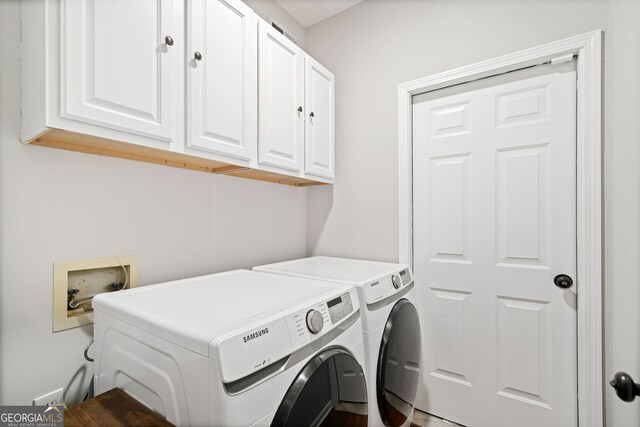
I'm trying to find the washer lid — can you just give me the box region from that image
[254,256,410,286]
[92,270,348,357]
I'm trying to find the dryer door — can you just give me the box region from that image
[377,298,421,426]
[271,348,368,427]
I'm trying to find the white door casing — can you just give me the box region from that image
[304,57,335,179]
[257,20,304,172]
[187,0,256,163]
[413,63,577,427]
[397,31,602,426]
[62,0,182,147]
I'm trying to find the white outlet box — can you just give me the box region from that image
[33,387,64,406]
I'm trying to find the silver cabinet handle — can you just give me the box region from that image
[194,51,202,61]
[309,112,315,118]
[164,36,174,46]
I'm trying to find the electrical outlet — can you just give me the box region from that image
[33,387,64,407]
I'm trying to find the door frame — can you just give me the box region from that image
[397,30,602,426]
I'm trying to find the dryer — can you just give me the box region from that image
[254,257,421,427]
[93,269,368,426]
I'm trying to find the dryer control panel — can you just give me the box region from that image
[327,293,354,324]
[286,291,354,347]
[364,267,413,306]
[217,288,359,384]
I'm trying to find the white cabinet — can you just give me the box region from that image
[257,20,305,173]
[61,0,184,146]
[22,1,334,186]
[24,0,256,166]
[257,21,334,181]
[24,0,184,151]
[304,58,335,179]
[187,0,256,164]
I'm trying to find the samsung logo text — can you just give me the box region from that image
[243,328,269,343]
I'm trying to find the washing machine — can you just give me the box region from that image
[254,257,421,427]
[92,269,368,426]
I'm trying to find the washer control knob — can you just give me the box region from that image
[391,274,402,289]
[306,309,324,334]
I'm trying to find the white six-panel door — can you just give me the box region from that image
[62,0,182,147]
[304,57,335,179]
[187,0,256,162]
[257,20,304,172]
[412,63,577,427]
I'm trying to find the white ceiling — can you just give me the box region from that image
[275,0,366,28]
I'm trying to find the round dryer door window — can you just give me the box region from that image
[272,348,368,427]
[377,298,421,426]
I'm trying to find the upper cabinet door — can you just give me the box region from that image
[257,21,304,173]
[187,0,256,163]
[62,0,182,147]
[304,57,335,179]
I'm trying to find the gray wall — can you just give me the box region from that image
[305,0,639,425]
[305,0,608,261]
[0,0,307,406]
[605,0,640,424]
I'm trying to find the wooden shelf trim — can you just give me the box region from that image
[29,129,328,187]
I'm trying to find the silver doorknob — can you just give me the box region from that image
[164,36,174,46]
[306,309,324,334]
[194,51,202,61]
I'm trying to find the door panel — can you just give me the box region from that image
[429,154,471,263]
[304,58,335,178]
[412,63,577,427]
[188,0,255,161]
[497,146,548,267]
[63,0,181,146]
[431,288,472,386]
[258,21,304,172]
[496,297,550,407]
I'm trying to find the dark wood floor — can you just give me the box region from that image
[65,388,460,427]
[411,408,463,427]
[64,388,172,427]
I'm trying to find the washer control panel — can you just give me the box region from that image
[326,292,354,325]
[365,267,413,305]
[399,268,412,285]
[306,309,324,334]
[391,274,402,289]
[217,288,358,384]
[285,290,356,349]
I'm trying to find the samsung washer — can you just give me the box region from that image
[93,269,368,426]
[254,257,421,427]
